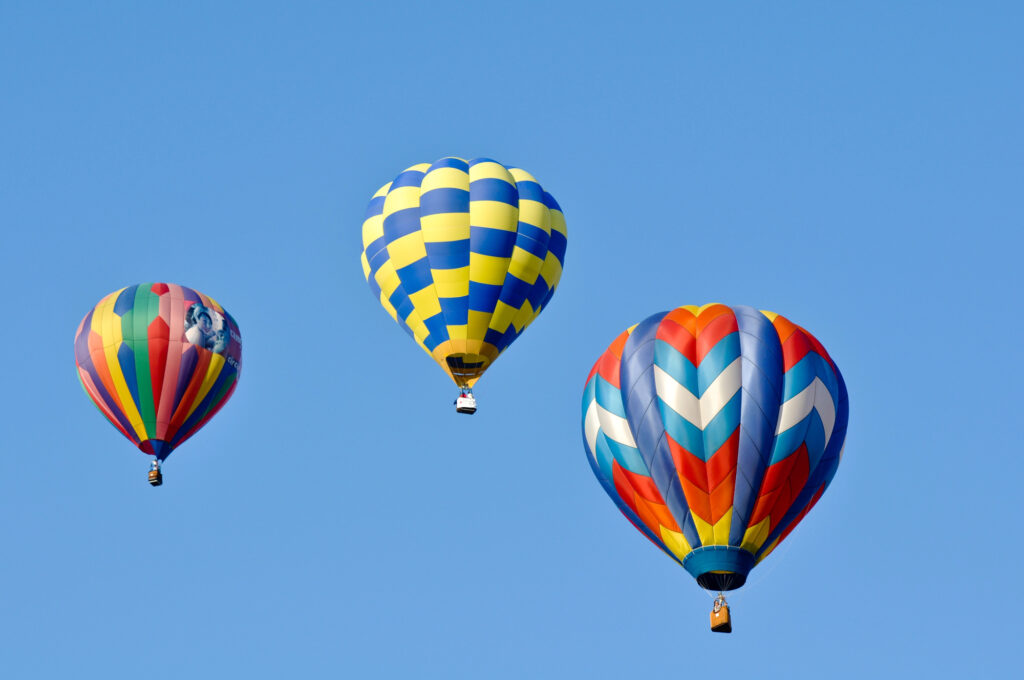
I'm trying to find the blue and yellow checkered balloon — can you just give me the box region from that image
[361,157,567,388]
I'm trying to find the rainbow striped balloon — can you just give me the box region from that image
[361,157,567,388]
[74,283,242,462]
[582,304,848,591]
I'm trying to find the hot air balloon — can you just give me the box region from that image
[361,157,567,414]
[581,304,848,632]
[74,283,242,486]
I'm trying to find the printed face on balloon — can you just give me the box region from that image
[184,302,242,369]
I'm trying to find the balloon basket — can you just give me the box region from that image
[710,596,731,633]
[148,468,163,487]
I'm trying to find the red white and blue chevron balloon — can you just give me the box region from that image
[582,304,849,591]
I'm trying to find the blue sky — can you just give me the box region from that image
[1,2,1020,677]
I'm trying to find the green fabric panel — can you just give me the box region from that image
[127,284,159,436]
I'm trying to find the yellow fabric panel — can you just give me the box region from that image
[421,213,470,242]
[362,214,385,251]
[421,165,469,193]
[760,309,780,322]
[507,246,544,285]
[550,206,567,237]
[488,301,519,334]
[713,509,733,544]
[467,310,493,343]
[469,253,511,286]
[469,160,514,182]
[538,250,564,291]
[372,181,392,200]
[386,232,427,270]
[407,287,442,319]
[99,300,146,439]
[740,516,771,554]
[516,198,551,236]
[507,167,538,184]
[431,266,469,298]
[374,264,402,301]
[187,353,226,419]
[691,513,714,547]
[659,526,693,562]
[446,324,468,341]
[360,253,370,280]
[469,201,518,231]
[383,185,422,214]
[511,300,535,334]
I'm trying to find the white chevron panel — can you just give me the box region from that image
[775,377,837,445]
[699,357,743,426]
[584,399,601,458]
[654,357,742,428]
[596,403,638,448]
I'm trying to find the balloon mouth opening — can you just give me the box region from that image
[139,439,173,461]
[683,547,756,591]
[696,571,747,591]
[445,354,490,385]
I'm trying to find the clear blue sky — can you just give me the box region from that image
[1,2,1020,678]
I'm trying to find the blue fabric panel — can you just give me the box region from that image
[581,378,596,421]
[364,235,388,268]
[514,228,550,259]
[471,227,517,257]
[390,168,425,189]
[483,327,504,348]
[113,284,139,316]
[391,293,415,324]
[514,179,544,202]
[696,332,741,396]
[470,177,518,205]
[526,276,550,310]
[468,157,497,167]
[364,195,385,219]
[783,353,829,400]
[429,157,470,173]
[594,374,626,418]
[653,339,698,389]
[496,276,532,308]
[420,187,469,216]
[538,287,555,311]
[116,342,139,410]
[542,191,561,211]
[517,222,549,245]
[620,312,700,548]
[660,402,705,456]
[468,281,502,313]
[594,430,616,479]
[438,297,468,325]
[367,241,391,273]
[422,331,442,352]
[682,546,755,581]
[383,206,422,241]
[803,409,827,472]
[421,312,448,342]
[425,240,470,269]
[395,259,433,294]
[548,228,568,262]
[770,424,811,464]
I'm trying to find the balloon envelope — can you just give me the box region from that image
[74,283,242,461]
[361,157,567,388]
[582,304,848,590]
